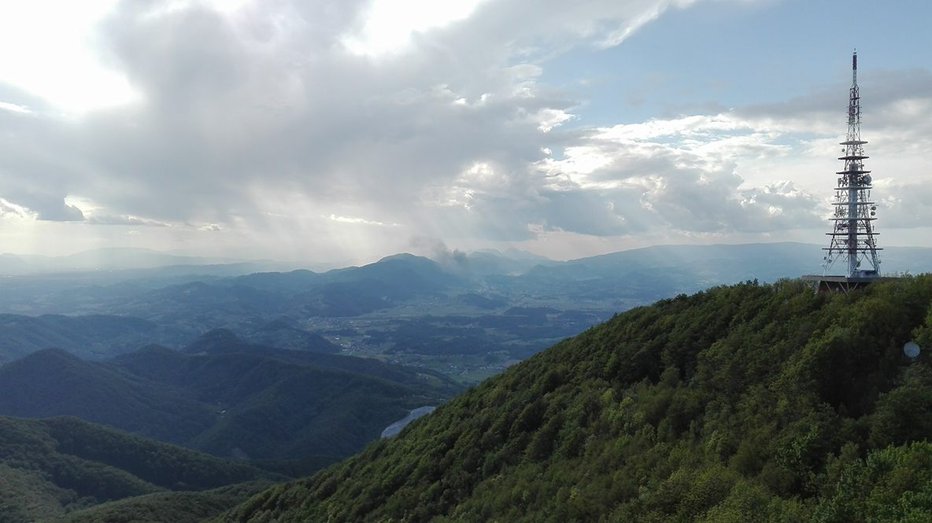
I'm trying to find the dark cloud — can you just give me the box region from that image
[0,100,89,222]
[64,0,577,227]
[28,197,85,221]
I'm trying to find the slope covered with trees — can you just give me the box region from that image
[228,276,932,522]
[61,481,275,523]
[0,331,460,473]
[0,416,275,522]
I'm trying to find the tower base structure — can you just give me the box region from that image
[800,274,896,294]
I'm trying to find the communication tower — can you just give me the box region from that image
[804,51,890,292]
[822,51,881,277]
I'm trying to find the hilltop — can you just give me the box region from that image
[228,275,932,522]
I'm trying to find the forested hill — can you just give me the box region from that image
[0,333,460,472]
[0,416,276,522]
[227,276,932,522]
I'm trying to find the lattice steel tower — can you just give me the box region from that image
[823,51,881,277]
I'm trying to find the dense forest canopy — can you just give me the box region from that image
[227,276,932,522]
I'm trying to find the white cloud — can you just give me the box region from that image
[0,0,138,113]
[0,197,33,220]
[342,0,490,57]
[598,0,698,47]
[0,101,31,114]
[327,214,399,227]
[85,214,171,227]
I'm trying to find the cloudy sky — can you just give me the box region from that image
[0,0,930,265]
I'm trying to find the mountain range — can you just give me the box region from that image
[3,242,932,381]
[0,247,302,275]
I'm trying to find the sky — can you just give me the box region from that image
[0,0,930,266]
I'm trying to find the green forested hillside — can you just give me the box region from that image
[61,481,275,523]
[0,348,216,443]
[0,416,275,522]
[227,276,932,522]
[0,333,459,473]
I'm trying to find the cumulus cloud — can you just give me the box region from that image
[530,111,823,236]
[0,0,928,261]
[20,0,689,235]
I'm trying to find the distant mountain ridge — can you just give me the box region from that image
[0,313,341,366]
[0,247,279,275]
[2,242,932,382]
[3,242,930,279]
[0,313,180,364]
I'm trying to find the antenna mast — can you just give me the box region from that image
[822,50,882,277]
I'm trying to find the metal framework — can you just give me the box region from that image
[822,51,882,278]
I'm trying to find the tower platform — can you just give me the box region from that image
[800,274,896,294]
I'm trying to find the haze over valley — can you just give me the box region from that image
[1,243,929,382]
